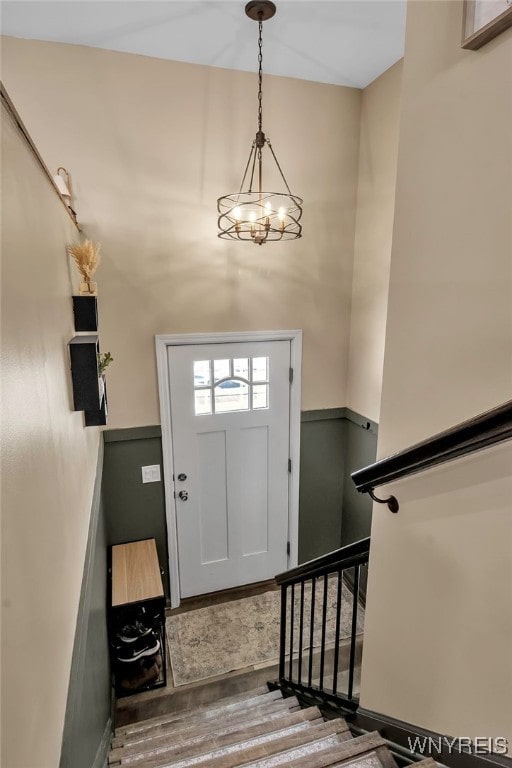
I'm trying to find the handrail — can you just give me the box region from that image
[352,399,512,513]
[276,536,371,586]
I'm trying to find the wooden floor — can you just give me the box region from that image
[168,579,279,616]
[115,579,362,729]
[115,638,363,728]
[116,656,281,727]
[116,580,280,727]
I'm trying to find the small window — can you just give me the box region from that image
[214,359,230,382]
[252,357,268,382]
[194,356,270,415]
[233,358,249,379]
[194,360,211,387]
[194,389,212,415]
[252,384,269,410]
[214,381,249,413]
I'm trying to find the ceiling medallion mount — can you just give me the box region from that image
[245,1,276,22]
[217,1,302,245]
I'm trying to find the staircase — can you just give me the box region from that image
[109,687,436,768]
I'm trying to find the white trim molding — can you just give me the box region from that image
[155,329,302,608]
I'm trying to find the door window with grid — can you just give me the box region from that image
[193,356,269,415]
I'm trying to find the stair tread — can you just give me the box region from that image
[109,703,318,764]
[412,762,437,768]
[112,697,297,749]
[245,731,389,768]
[115,713,329,768]
[131,718,348,768]
[237,735,347,768]
[326,746,395,768]
[111,697,300,754]
[115,690,283,738]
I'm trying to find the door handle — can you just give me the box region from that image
[178,491,189,501]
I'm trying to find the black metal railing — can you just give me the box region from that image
[274,536,370,711]
[352,399,512,513]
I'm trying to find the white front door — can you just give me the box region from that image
[166,340,291,599]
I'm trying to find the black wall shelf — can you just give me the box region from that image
[69,335,102,411]
[72,296,98,332]
[69,295,108,428]
[84,376,108,426]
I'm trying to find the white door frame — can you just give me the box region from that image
[156,330,302,608]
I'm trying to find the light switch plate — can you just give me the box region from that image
[141,465,161,483]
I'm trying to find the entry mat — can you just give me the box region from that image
[166,577,364,686]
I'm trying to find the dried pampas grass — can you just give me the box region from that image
[68,239,101,279]
[68,239,101,295]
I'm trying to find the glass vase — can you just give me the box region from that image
[79,280,97,296]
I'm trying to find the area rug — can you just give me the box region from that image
[166,578,364,686]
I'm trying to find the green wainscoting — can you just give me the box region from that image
[58,408,376,767]
[340,411,378,548]
[298,409,346,562]
[59,441,112,768]
[101,410,377,599]
[298,409,377,562]
[103,426,170,598]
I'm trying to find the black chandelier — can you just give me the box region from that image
[217,1,303,245]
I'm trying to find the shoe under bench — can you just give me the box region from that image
[109,538,167,697]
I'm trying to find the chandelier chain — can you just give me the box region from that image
[258,19,263,133]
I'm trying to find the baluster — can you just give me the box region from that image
[307,576,316,687]
[297,580,305,684]
[288,582,295,680]
[347,564,360,700]
[319,573,328,690]
[279,584,287,681]
[332,568,343,694]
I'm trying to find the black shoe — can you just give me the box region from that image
[116,632,160,663]
[117,620,152,644]
[118,661,160,691]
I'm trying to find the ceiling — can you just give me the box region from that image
[1,0,406,89]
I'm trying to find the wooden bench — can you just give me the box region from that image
[110,538,166,696]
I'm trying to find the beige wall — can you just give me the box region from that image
[1,104,100,767]
[361,0,512,745]
[1,37,362,428]
[347,61,402,422]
